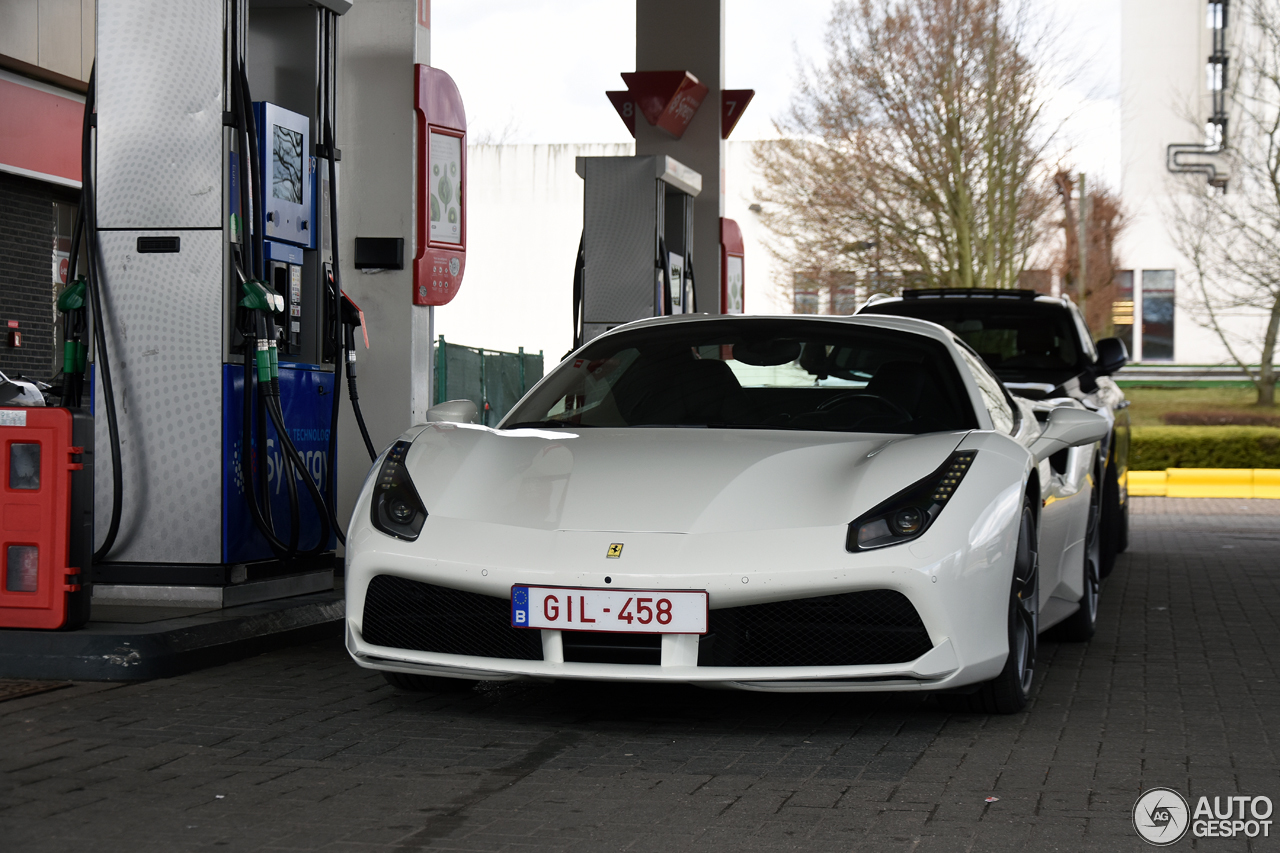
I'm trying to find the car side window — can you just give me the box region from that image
[1067,303,1098,360]
[956,341,1016,433]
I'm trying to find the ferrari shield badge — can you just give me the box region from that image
[606,543,623,559]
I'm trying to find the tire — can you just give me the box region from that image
[1099,460,1122,578]
[1116,493,1129,554]
[1055,460,1103,641]
[939,497,1039,714]
[1055,539,1100,642]
[382,671,477,693]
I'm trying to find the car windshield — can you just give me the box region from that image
[862,300,1087,383]
[502,318,977,434]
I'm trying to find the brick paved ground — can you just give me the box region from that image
[1,498,1277,852]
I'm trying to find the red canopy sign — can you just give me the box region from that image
[617,71,709,140]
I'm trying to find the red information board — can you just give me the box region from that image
[721,218,744,315]
[413,65,468,307]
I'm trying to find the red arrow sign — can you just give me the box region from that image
[619,71,708,139]
[606,90,636,137]
[721,89,755,139]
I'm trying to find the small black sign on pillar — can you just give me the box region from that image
[354,237,405,270]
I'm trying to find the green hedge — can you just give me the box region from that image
[1130,426,1280,470]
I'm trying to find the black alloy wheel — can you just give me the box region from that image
[1100,456,1124,577]
[1054,459,1102,642]
[939,497,1039,714]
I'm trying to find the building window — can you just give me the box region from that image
[832,275,859,315]
[1141,270,1175,361]
[1207,62,1225,92]
[793,271,821,314]
[1112,270,1134,355]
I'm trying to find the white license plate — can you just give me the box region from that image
[511,585,708,634]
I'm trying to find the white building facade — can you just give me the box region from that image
[1120,0,1274,365]
[433,141,789,364]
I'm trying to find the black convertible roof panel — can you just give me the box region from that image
[902,288,1039,300]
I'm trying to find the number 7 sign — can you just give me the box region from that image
[721,89,755,139]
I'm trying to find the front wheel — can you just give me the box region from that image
[939,497,1039,714]
[1100,460,1124,577]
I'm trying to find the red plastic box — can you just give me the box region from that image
[1,407,92,630]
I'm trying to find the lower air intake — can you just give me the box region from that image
[699,590,932,668]
[561,631,662,665]
[361,575,542,661]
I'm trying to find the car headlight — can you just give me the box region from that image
[370,440,428,541]
[846,452,976,551]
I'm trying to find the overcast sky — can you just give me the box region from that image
[432,0,1122,186]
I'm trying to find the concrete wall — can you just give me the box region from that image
[0,0,94,86]
[432,142,632,363]
[333,0,430,527]
[431,140,793,369]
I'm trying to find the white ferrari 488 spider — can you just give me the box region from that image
[345,314,1109,713]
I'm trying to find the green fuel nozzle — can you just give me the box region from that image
[239,279,280,313]
[57,275,88,313]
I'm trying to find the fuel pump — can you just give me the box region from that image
[75,0,357,603]
[572,156,702,348]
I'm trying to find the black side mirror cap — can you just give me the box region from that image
[1094,337,1128,376]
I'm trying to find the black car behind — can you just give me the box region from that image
[859,288,1130,575]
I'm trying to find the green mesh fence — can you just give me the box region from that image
[434,337,544,426]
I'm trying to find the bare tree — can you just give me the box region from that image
[1169,0,1280,406]
[754,0,1057,302]
[1054,170,1127,337]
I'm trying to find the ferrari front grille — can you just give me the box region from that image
[361,575,543,661]
[698,590,933,668]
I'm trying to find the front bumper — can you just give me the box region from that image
[344,504,1020,693]
[349,625,964,693]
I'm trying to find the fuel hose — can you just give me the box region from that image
[79,64,124,563]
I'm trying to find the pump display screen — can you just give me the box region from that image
[272,125,304,204]
[429,131,462,244]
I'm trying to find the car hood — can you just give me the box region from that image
[402,424,969,535]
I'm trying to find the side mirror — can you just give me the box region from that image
[426,399,479,424]
[1029,406,1109,462]
[1094,337,1128,376]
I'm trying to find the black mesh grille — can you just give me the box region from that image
[362,575,542,661]
[562,631,662,665]
[698,590,932,668]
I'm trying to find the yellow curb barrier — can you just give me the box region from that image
[1128,471,1167,496]
[1167,468,1253,498]
[1256,469,1280,499]
[1126,468,1280,499]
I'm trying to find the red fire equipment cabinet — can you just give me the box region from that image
[721,218,744,314]
[0,408,93,630]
